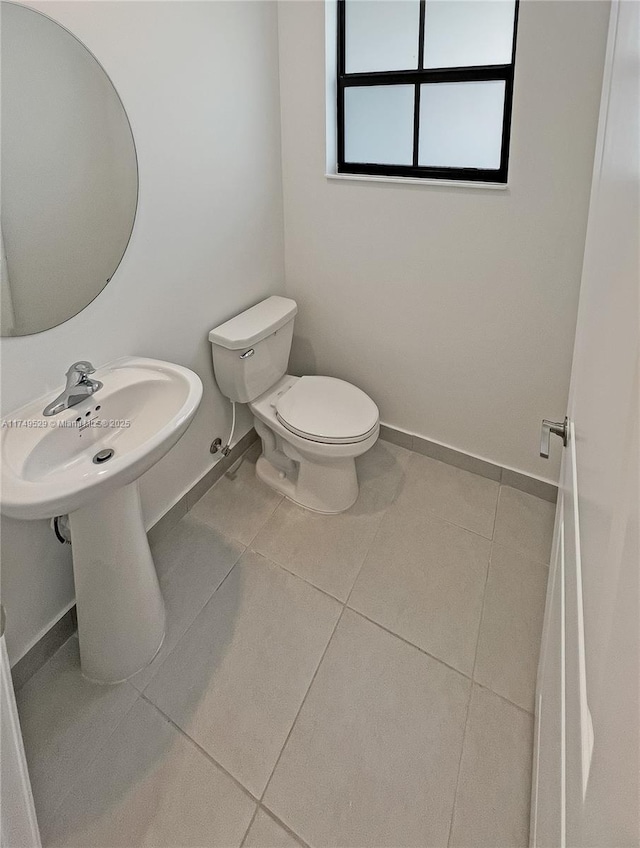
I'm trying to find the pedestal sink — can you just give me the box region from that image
[1,357,203,683]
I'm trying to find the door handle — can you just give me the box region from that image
[540,417,568,458]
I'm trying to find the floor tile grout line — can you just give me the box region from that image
[470,540,495,684]
[246,551,345,605]
[139,692,261,806]
[243,492,285,548]
[238,804,260,848]
[342,516,391,609]
[390,492,498,543]
[138,547,246,695]
[257,604,348,808]
[240,801,312,848]
[446,534,493,848]
[490,537,551,571]
[257,803,313,848]
[446,676,474,848]
[344,606,473,683]
[488,482,500,541]
[341,456,412,610]
[473,678,536,719]
[470,539,538,718]
[153,510,247,584]
[135,543,248,693]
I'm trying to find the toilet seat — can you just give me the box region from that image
[276,376,379,445]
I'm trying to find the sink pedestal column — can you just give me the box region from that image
[68,481,165,683]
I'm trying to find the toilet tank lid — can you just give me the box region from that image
[208,296,297,350]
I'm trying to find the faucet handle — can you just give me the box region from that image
[67,361,96,376]
[65,361,97,388]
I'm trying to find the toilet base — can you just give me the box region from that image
[256,453,359,514]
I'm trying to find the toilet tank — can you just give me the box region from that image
[209,296,297,403]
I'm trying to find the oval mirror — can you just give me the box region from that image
[1,2,138,337]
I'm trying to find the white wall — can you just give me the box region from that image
[1,2,137,336]
[278,0,610,482]
[0,0,284,665]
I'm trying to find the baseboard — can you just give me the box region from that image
[379,423,558,503]
[11,605,77,692]
[10,429,259,690]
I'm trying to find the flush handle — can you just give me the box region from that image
[540,416,568,458]
[239,348,255,359]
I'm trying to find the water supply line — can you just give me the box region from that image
[210,400,236,457]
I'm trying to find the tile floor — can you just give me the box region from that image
[16,439,555,848]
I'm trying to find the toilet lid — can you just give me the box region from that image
[276,376,379,444]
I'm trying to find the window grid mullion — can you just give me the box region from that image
[340,65,513,87]
[412,83,420,168]
[417,0,426,68]
[413,0,426,167]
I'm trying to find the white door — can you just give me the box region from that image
[531,2,639,846]
[0,614,41,848]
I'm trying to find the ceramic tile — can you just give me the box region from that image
[494,485,556,562]
[130,516,245,691]
[145,550,341,797]
[450,685,533,848]
[393,451,500,539]
[474,544,548,711]
[150,512,244,581]
[189,444,282,546]
[45,697,255,848]
[349,509,490,675]
[264,610,469,848]
[252,440,410,601]
[243,809,303,848]
[16,637,138,828]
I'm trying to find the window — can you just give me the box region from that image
[336,0,519,184]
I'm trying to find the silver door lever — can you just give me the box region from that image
[540,417,568,458]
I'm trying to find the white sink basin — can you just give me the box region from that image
[1,356,202,520]
[1,356,203,683]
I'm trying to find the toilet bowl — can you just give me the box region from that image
[209,297,379,513]
[251,374,379,512]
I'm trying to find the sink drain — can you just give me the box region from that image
[93,448,115,464]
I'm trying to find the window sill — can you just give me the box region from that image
[325,172,509,191]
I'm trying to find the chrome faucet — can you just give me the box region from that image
[43,361,103,417]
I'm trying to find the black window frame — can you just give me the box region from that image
[336,0,520,184]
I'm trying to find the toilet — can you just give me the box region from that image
[209,296,379,513]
